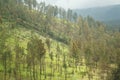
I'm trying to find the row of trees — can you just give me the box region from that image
[0,26,46,80]
[0,16,120,80]
[0,25,71,80]
[69,18,120,80]
[0,0,79,44]
[0,0,78,21]
[0,0,120,80]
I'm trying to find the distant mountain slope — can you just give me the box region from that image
[74,5,120,27]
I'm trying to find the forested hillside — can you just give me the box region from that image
[0,0,120,80]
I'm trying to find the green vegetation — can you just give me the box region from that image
[0,0,120,80]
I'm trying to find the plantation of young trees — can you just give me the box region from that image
[0,0,120,80]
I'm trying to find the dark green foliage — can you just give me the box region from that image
[46,38,51,51]
[67,9,73,21]
[27,35,46,80]
[111,65,120,80]
[73,12,78,22]
[27,36,46,60]
[0,25,12,80]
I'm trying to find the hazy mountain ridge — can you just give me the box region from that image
[73,5,120,27]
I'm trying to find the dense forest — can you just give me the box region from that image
[0,0,120,80]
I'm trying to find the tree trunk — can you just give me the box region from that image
[30,66,32,80]
[33,61,36,80]
[65,68,67,80]
[44,59,47,79]
[4,57,7,80]
[50,60,52,80]
[40,59,42,80]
